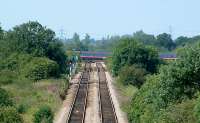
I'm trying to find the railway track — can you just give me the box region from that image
[97,63,118,123]
[67,62,91,123]
[67,62,117,123]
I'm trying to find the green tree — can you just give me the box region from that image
[81,33,91,51]
[175,36,189,47]
[72,33,81,51]
[5,21,67,73]
[156,33,175,50]
[0,25,3,40]
[6,21,55,56]
[133,30,156,45]
[112,38,159,76]
[129,42,200,123]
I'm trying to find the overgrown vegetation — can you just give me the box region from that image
[108,31,200,122]
[112,38,160,76]
[0,21,68,82]
[2,19,200,123]
[0,22,69,123]
[118,65,147,88]
[0,106,23,123]
[111,38,160,89]
[33,105,53,123]
[0,87,23,123]
[113,41,200,122]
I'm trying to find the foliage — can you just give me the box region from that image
[112,38,160,76]
[0,53,32,72]
[65,33,95,51]
[33,105,53,123]
[0,70,17,85]
[17,103,28,114]
[118,65,147,88]
[0,25,3,40]
[194,95,200,123]
[0,106,23,123]
[23,57,59,81]
[46,40,68,73]
[2,21,67,74]
[0,88,13,107]
[156,99,197,123]
[128,42,200,123]
[6,21,55,56]
[133,30,156,45]
[156,33,175,50]
[175,36,190,47]
[0,53,59,81]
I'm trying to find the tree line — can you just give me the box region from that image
[66,30,200,53]
[0,21,68,81]
[0,21,68,123]
[109,34,200,123]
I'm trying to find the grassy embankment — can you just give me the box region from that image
[0,78,68,123]
[105,58,138,112]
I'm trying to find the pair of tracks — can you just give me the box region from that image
[67,62,117,123]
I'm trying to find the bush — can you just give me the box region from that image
[112,38,160,76]
[24,57,59,81]
[0,70,17,85]
[157,100,197,123]
[128,42,200,123]
[17,103,28,114]
[194,96,200,123]
[0,88,13,107]
[59,77,69,100]
[118,65,147,88]
[33,105,54,123]
[0,53,33,71]
[0,106,23,123]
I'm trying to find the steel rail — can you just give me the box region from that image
[97,63,118,123]
[66,62,91,123]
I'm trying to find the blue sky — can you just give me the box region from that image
[0,0,200,39]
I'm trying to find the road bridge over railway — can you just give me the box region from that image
[79,51,177,60]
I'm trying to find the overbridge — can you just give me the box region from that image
[79,51,177,60]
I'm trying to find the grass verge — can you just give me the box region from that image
[1,78,67,123]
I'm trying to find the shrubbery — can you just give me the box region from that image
[33,105,54,123]
[194,96,200,123]
[0,106,23,123]
[0,88,22,123]
[0,88,13,107]
[118,65,147,88]
[17,103,28,114]
[0,53,60,81]
[128,42,200,123]
[5,21,68,74]
[0,22,68,123]
[112,38,160,76]
[0,70,17,85]
[58,77,69,100]
[157,100,196,123]
[23,57,59,81]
